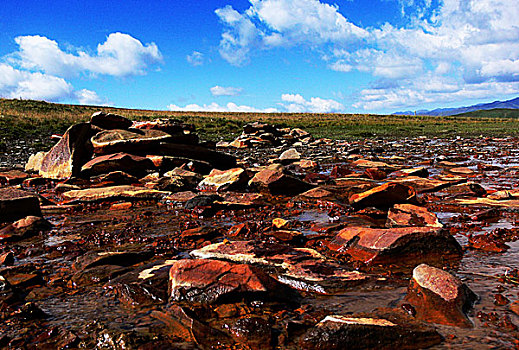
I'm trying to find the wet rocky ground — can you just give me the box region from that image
[1,113,519,349]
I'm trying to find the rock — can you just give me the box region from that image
[448,167,474,176]
[71,265,130,287]
[0,170,29,185]
[0,188,41,222]
[298,187,334,199]
[90,171,139,186]
[328,226,461,265]
[159,143,237,170]
[168,259,293,304]
[197,168,248,192]
[72,251,153,271]
[441,182,487,197]
[0,216,51,242]
[91,128,171,155]
[133,119,196,135]
[351,159,400,172]
[39,123,93,179]
[81,152,155,178]
[249,164,314,196]
[25,152,46,173]
[279,148,301,164]
[301,309,442,350]
[0,252,14,266]
[191,241,367,293]
[363,167,387,180]
[468,234,509,252]
[152,156,212,175]
[349,182,417,209]
[61,185,170,203]
[405,264,477,328]
[90,111,133,130]
[386,204,443,228]
[392,176,457,193]
[392,167,429,178]
[184,194,223,209]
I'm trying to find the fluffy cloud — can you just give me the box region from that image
[14,32,162,78]
[0,63,73,100]
[215,0,519,110]
[210,85,243,96]
[281,93,344,113]
[74,89,110,106]
[168,102,278,113]
[187,51,204,66]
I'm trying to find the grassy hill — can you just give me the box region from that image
[454,108,519,118]
[2,98,519,153]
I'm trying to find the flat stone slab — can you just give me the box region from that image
[61,185,170,203]
[92,129,172,155]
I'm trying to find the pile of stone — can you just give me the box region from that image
[217,121,313,148]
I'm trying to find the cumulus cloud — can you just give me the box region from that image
[168,102,278,113]
[210,85,243,96]
[0,63,73,100]
[13,32,162,78]
[280,93,344,113]
[215,0,519,110]
[74,89,110,106]
[187,51,204,66]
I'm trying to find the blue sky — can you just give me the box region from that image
[1,0,518,114]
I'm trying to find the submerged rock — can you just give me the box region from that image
[301,309,442,350]
[405,264,477,328]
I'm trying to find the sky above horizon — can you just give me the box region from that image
[1,0,519,114]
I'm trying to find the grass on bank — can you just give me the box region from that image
[2,98,519,153]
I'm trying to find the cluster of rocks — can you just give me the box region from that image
[1,114,519,348]
[217,121,313,148]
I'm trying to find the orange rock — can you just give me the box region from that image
[386,204,443,228]
[349,182,417,209]
[110,202,133,210]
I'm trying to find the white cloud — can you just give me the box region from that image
[74,89,110,106]
[13,32,162,78]
[0,63,73,101]
[280,93,344,113]
[168,102,278,113]
[215,0,519,110]
[210,85,243,96]
[187,51,204,66]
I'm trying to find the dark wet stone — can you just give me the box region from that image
[39,122,93,179]
[13,302,47,320]
[90,111,133,130]
[230,317,273,350]
[0,170,29,185]
[349,182,417,209]
[72,251,153,272]
[71,264,130,287]
[0,188,42,223]
[90,171,139,186]
[405,264,477,328]
[159,143,237,170]
[0,252,14,266]
[0,216,51,242]
[301,308,442,350]
[184,194,223,209]
[81,152,156,178]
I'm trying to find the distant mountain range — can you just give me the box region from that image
[394,96,519,116]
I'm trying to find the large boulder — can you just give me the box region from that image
[80,152,156,178]
[404,264,477,328]
[300,309,442,350]
[0,187,41,222]
[168,259,293,304]
[327,226,461,265]
[349,182,417,209]
[91,128,171,155]
[39,122,93,179]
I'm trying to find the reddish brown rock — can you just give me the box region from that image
[328,226,461,265]
[133,118,196,135]
[90,171,139,187]
[0,216,51,242]
[0,188,41,222]
[363,167,387,180]
[91,128,171,155]
[391,167,429,178]
[39,122,93,179]
[405,264,477,328]
[197,168,248,192]
[72,251,153,272]
[0,252,14,266]
[386,204,443,228]
[0,170,29,185]
[351,159,400,172]
[168,259,292,304]
[90,111,133,130]
[229,317,273,350]
[441,182,487,197]
[392,176,456,193]
[468,234,509,252]
[249,164,314,196]
[349,182,417,209]
[301,309,442,350]
[81,152,155,178]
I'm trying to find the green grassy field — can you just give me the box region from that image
[1,98,519,153]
